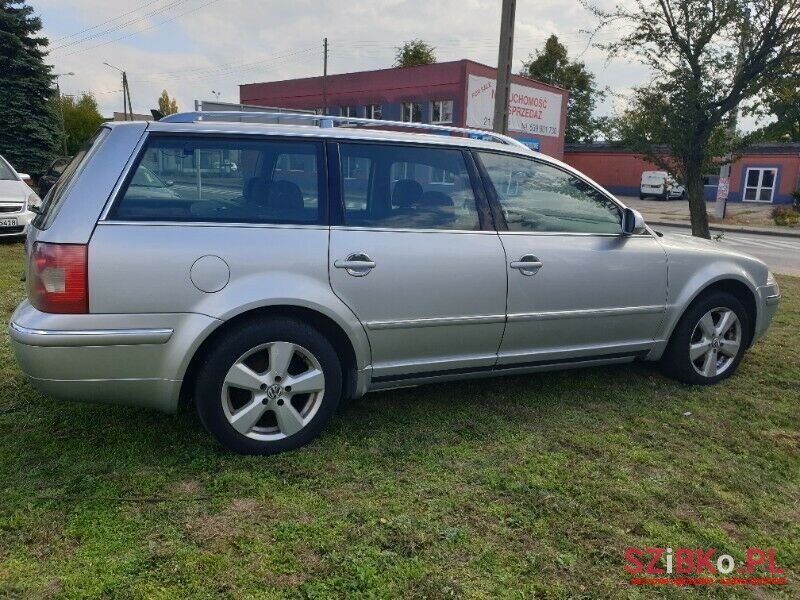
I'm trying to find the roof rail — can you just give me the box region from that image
[158,111,531,150]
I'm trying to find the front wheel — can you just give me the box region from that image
[661,291,750,385]
[195,318,342,455]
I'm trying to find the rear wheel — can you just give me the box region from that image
[661,291,750,385]
[195,318,342,455]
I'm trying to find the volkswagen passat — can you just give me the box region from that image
[8,113,780,454]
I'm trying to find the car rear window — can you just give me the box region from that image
[110,136,325,225]
[33,127,111,230]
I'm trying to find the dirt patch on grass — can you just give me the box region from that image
[766,429,800,451]
[186,498,260,545]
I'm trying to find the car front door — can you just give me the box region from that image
[476,151,668,367]
[328,142,507,382]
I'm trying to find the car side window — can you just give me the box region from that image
[339,143,480,231]
[477,152,621,234]
[111,136,324,224]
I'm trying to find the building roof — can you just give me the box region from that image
[566,141,800,155]
[240,58,569,95]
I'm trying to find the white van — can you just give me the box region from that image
[640,171,686,200]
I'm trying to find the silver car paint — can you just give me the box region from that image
[8,120,780,414]
[497,232,668,365]
[329,227,507,378]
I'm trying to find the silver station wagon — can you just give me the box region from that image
[9,112,781,454]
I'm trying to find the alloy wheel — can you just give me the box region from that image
[221,341,326,441]
[689,307,741,378]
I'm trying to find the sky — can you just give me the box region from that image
[36,0,650,118]
[35,0,753,129]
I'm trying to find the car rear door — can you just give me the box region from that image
[328,141,507,382]
[476,150,668,367]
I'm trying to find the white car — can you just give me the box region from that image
[0,154,41,238]
[640,170,686,200]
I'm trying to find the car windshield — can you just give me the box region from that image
[0,157,18,181]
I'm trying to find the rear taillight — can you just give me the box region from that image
[28,242,88,314]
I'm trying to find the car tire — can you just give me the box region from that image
[661,291,751,385]
[194,317,342,455]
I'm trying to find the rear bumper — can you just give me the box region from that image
[9,301,221,413]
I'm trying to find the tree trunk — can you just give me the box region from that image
[685,160,710,239]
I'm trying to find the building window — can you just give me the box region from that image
[702,174,720,186]
[431,100,453,124]
[743,167,777,202]
[402,102,422,123]
[340,106,359,118]
[364,104,382,120]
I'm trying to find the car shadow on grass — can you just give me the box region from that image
[0,359,694,475]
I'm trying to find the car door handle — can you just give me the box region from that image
[334,253,375,277]
[510,255,543,275]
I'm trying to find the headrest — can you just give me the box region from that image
[268,180,304,212]
[392,179,423,208]
[247,178,271,207]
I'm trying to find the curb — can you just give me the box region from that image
[647,220,800,239]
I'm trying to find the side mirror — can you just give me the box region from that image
[165,180,174,187]
[622,208,645,235]
[18,173,32,183]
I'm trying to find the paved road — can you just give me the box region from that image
[655,225,800,276]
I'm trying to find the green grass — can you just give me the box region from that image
[0,241,798,598]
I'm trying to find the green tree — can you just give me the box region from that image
[755,75,800,142]
[158,89,178,115]
[394,39,436,67]
[0,0,59,175]
[521,35,604,143]
[587,0,800,238]
[52,92,104,155]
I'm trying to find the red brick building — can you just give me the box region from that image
[564,143,800,205]
[240,59,569,159]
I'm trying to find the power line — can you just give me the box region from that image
[132,45,320,80]
[50,0,193,53]
[49,0,166,44]
[55,0,221,57]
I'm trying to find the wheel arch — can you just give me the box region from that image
[665,276,758,350]
[180,304,365,407]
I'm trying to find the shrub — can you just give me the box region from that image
[772,205,800,226]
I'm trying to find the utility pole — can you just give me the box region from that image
[493,0,516,134]
[123,71,133,120]
[714,8,749,220]
[103,62,132,120]
[322,37,328,115]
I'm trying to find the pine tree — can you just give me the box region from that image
[0,0,59,175]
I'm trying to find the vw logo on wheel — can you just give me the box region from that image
[265,383,283,401]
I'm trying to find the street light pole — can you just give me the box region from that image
[53,72,74,155]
